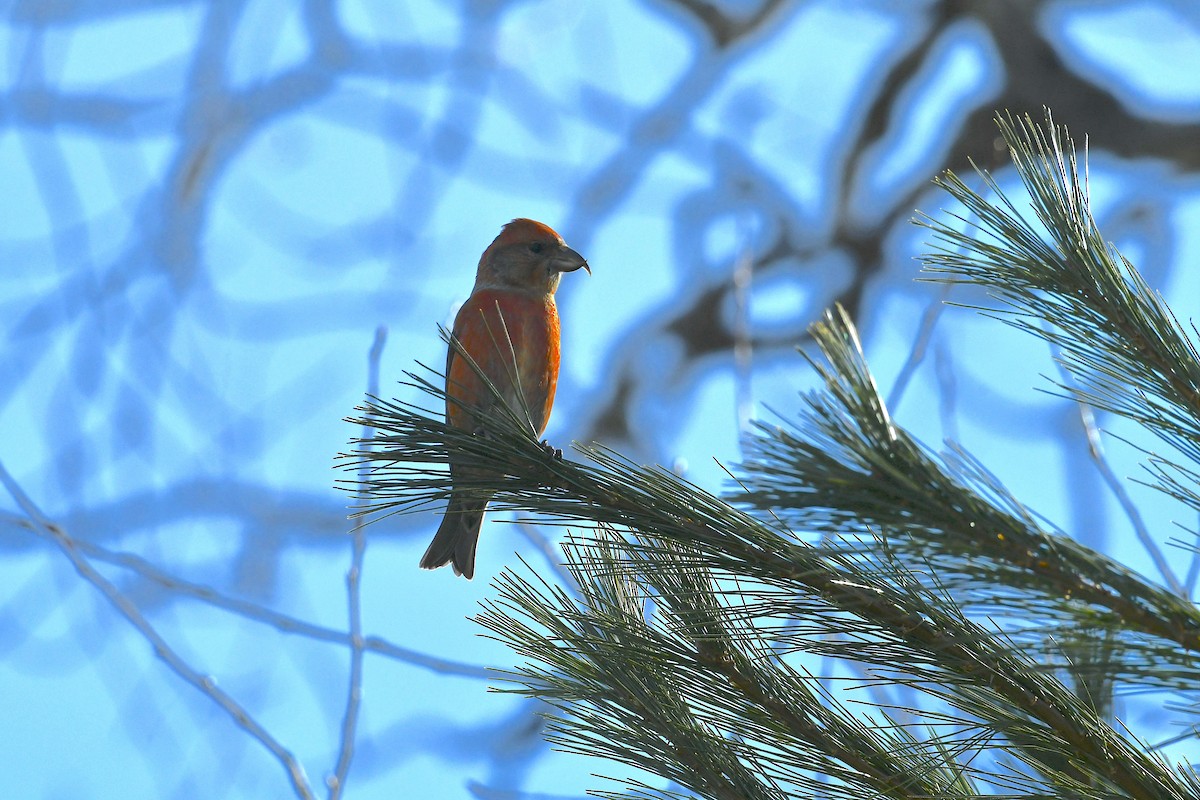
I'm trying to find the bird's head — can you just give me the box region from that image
[475,218,590,295]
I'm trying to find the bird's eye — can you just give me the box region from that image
[529,242,544,254]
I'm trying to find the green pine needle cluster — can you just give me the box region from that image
[342,110,1200,800]
[919,112,1200,514]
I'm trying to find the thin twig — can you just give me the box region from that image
[331,325,387,799]
[886,283,951,413]
[1050,344,1186,597]
[932,336,960,443]
[0,460,318,800]
[1184,518,1200,597]
[732,220,755,433]
[0,516,492,678]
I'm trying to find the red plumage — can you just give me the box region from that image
[420,219,588,579]
[445,289,561,437]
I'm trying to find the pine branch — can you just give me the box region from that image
[917,109,1200,513]
[736,306,1200,689]
[342,354,1198,799]
[479,533,978,800]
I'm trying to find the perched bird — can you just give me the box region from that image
[420,219,589,579]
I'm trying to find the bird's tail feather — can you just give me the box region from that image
[420,495,487,579]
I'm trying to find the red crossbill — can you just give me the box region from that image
[420,219,589,579]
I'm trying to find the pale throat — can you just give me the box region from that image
[473,272,562,296]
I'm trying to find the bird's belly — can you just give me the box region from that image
[449,290,561,437]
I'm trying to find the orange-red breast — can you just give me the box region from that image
[420,218,589,579]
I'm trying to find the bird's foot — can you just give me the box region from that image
[539,439,563,460]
